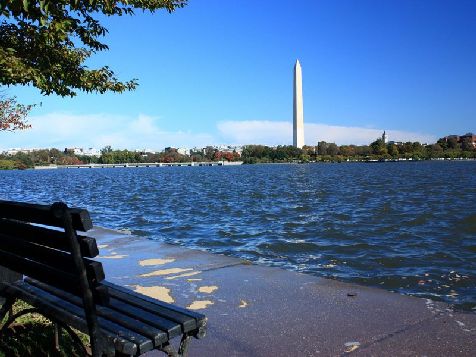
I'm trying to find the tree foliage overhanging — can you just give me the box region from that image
[0,96,33,131]
[0,0,187,97]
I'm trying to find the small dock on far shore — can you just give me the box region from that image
[34,161,243,170]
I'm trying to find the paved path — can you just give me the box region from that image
[89,228,476,356]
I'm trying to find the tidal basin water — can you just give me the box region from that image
[1,161,475,310]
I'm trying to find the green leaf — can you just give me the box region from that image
[0,0,187,96]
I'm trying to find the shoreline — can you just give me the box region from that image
[22,157,476,170]
[89,226,476,356]
[0,157,474,172]
[244,157,476,164]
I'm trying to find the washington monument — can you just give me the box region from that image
[293,59,304,148]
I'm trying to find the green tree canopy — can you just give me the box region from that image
[370,138,387,155]
[461,137,475,151]
[0,0,187,97]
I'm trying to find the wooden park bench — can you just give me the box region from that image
[0,200,207,356]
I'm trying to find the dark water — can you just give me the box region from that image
[1,161,475,310]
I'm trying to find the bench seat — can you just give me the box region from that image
[1,278,206,356]
[0,200,207,356]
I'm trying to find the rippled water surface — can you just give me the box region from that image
[1,162,475,310]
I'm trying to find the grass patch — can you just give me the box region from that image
[0,300,90,356]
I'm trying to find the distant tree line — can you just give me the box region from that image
[241,135,476,164]
[1,134,474,170]
[0,148,76,170]
[0,146,242,170]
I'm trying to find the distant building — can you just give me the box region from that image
[177,148,190,156]
[382,131,388,144]
[442,133,476,148]
[443,135,460,141]
[83,148,101,157]
[388,141,403,146]
[5,148,39,155]
[233,146,243,156]
[64,147,100,157]
[143,149,157,154]
[217,145,242,155]
[460,133,476,147]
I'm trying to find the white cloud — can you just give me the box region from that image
[0,113,437,151]
[216,120,290,146]
[0,112,214,150]
[217,120,436,145]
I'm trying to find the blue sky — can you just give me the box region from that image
[2,0,475,150]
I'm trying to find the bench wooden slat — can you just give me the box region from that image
[0,249,108,304]
[0,218,99,257]
[107,297,183,339]
[103,281,207,331]
[105,282,198,333]
[0,232,105,284]
[15,280,155,355]
[25,278,170,346]
[0,200,92,232]
[1,281,144,356]
[27,278,183,340]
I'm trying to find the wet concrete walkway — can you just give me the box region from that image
[89,227,476,356]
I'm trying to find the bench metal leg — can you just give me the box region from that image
[49,320,91,356]
[1,302,91,356]
[178,334,191,356]
[0,306,38,334]
[0,296,14,326]
[160,343,178,357]
[159,334,192,357]
[53,322,61,352]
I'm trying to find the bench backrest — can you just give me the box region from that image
[0,200,107,354]
[0,200,108,303]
